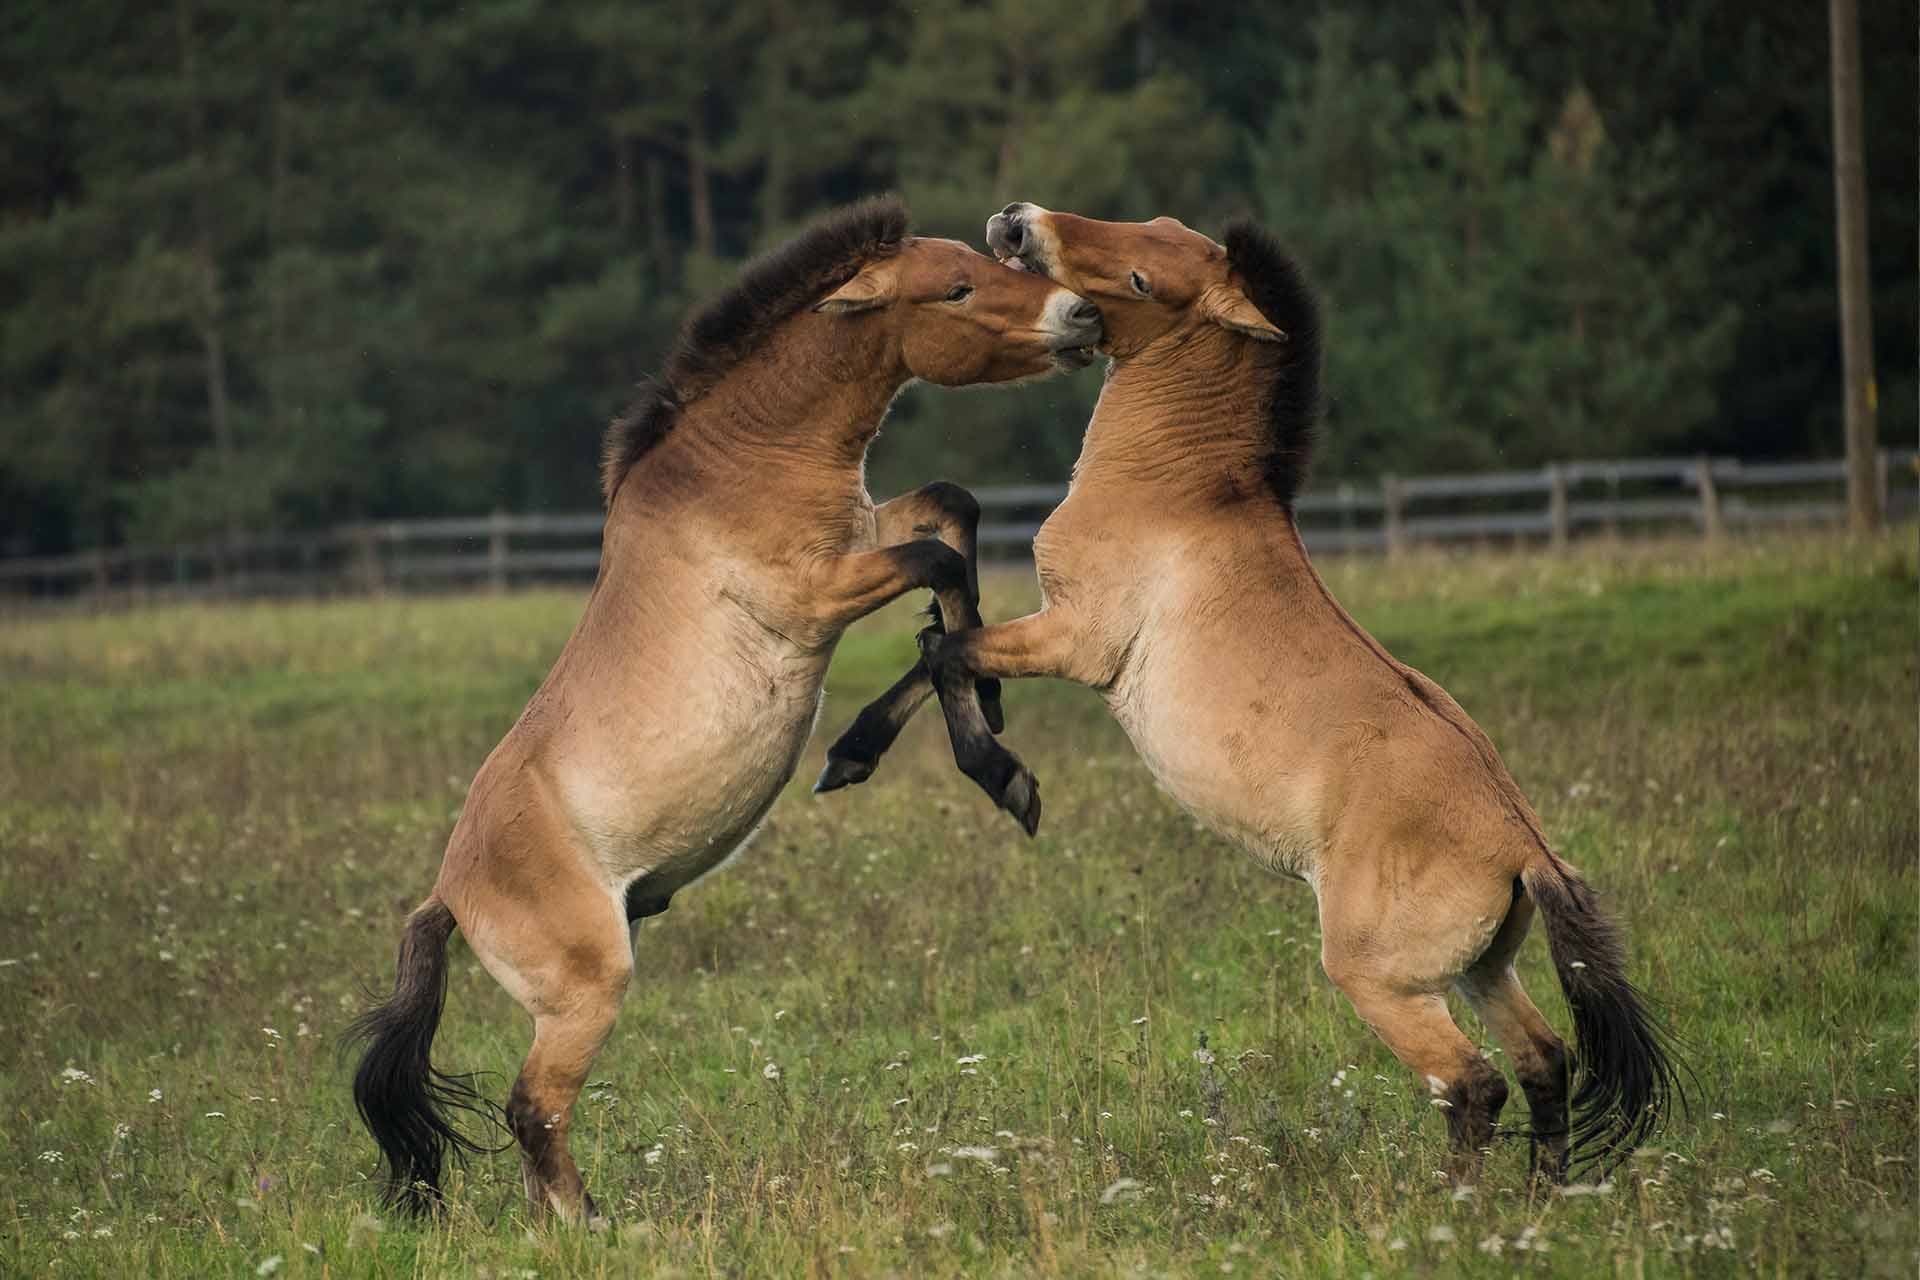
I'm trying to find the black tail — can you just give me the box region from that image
[344,897,505,1215]
[1523,856,1691,1177]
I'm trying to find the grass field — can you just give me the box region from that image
[1,532,1914,1278]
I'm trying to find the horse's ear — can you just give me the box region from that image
[1200,284,1286,342]
[815,261,898,314]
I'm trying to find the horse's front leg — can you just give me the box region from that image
[807,537,979,644]
[919,607,1099,837]
[816,482,1001,794]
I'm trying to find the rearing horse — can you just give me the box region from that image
[348,197,1100,1224]
[829,203,1686,1182]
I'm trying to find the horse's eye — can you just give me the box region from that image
[1129,270,1151,297]
[945,284,974,303]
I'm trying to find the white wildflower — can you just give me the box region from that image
[761,1062,781,1082]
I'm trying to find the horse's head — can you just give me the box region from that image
[814,236,1100,386]
[986,204,1285,361]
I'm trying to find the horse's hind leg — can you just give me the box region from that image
[1326,977,1509,1181]
[1457,890,1572,1184]
[457,860,631,1227]
[1319,882,1509,1182]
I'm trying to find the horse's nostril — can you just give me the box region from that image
[1070,299,1099,326]
[1002,220,1026,254]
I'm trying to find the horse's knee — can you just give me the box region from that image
[917,479,980,525]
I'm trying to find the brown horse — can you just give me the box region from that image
[347,197,1100,1224]
[833,203,1686,1182]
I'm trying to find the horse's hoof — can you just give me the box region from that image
[814,756,875,793]
[1000,768,1041,837]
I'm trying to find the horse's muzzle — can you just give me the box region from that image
[987,203,1038,263]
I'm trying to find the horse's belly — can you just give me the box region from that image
[553,650,829,888]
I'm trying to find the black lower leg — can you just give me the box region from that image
[1517,1041,1572,1184]
[925,597,1003,734]
[506,1078,558,1213]
[817,662,932,791]
[1443,1059,1510,1166]
[924,633,1039,836]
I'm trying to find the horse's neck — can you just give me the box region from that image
[1071,330,1273,502]
[620,326,902,520]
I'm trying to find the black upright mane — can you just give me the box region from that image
[1221,219,1323,508]
[599,196,912,504]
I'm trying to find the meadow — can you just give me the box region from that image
[0,532,1913,1278]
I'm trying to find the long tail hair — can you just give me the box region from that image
[1522,855,1691,1176]
[343,897,504,1215]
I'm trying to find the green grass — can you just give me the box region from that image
[1,532,1914,1277]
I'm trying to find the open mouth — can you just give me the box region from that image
[1050,344,1096,370]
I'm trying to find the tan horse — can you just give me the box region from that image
[347,197,1100,1224]
[837,203,1685,1182]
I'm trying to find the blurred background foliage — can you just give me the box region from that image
[0,0,1912,554]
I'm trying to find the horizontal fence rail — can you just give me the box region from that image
[3,451,1913,608]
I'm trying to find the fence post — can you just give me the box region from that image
[1695,455,1724,545]
[352,523,383,594]
[488,507,509,594]
[1876,448,1891,519]
[1382,474,1407,558]
[1546,463,1569,552]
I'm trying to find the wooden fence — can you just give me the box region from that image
[3,451,1913,607]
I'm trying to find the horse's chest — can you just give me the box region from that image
[1031,501,1126,602]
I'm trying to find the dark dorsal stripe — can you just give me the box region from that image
[600,195,913,505]
[1222,219,1323,508]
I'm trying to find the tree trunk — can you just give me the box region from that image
[1829,0,1880,532]
[757,0,791,233]
[643,147,670,275]
[266,0,290,437]
[1461,27,1485,275]
[612,127,635,236]
[176,0,239,557]
[688,110,715,258]
[994,51,1030,202]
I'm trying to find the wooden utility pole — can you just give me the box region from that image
[1829,0,1880,532]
